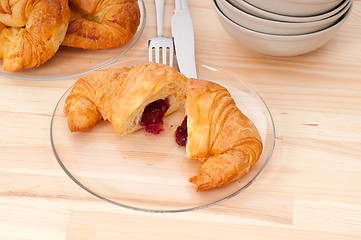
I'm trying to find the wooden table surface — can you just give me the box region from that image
[1,0,361,239]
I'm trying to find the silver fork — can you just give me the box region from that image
[148,0,174,67]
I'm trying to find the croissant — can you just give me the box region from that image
[64,62,187,135]
[0,0,70,71]
[184,78,263,192]
[61,0,140,49]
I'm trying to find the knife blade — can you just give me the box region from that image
[171,0,197,78]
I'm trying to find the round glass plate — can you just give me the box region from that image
[50,59,275,212]
[0,0,145,81]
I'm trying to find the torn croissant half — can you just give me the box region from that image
[63,62,187,135]
[184,78,263,192]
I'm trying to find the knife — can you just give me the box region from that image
[171,0,197,78]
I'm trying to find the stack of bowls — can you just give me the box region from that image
[211,0,353,56]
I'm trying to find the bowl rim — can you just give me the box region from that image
[218,0,350,28]
[282,0,343,4]
[213,0,352,41]
[227,0,350,22]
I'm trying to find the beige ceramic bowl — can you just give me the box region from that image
[228,0,350,23]
[211,0,352,56]
[244,0,343,16]
[216,0,350,35]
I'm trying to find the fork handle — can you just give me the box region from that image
[155,0,165,37]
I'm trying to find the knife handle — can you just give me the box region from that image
[155,0,165,37]
[175,0,189,10]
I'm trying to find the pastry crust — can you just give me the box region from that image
[186,78,263,192]
[0,0,70,71]
[62,0,140,49]
[64,62,187,135]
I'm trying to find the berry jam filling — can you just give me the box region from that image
[175,115,188,146]
[139,98,170,134]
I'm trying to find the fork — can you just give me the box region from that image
[148,0,174,67]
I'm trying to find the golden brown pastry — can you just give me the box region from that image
[64,62,187,135]
[185,78,263,192]
[62,0,140,49]
[0,0,70,71]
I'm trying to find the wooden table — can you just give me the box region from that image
[1,0,361,239]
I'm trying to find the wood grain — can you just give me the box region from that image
[1,0,361,239]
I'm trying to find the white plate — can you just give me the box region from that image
[0,0,145,81]
[50,60,276,212]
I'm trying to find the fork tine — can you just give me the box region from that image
[155,47,160,63]
[148,1,174,67]
[162,47,167,65]
[169,47,173,67]
[148,45,153,62]
[148,40,174,67]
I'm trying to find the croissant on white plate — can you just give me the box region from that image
[64,63,262,192]
[176,78,263,192]
[0,0,70,71]
[63,62,187,135]
[62,0,140,49]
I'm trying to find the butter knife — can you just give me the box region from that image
[171,0,197,78]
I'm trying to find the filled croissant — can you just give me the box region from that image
[180,78,263,192]
[64,62,187,135]
[62,0,140,49]
[0,0,70,71]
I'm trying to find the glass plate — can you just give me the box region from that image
[50,60,276,212]
[0,0,145,81]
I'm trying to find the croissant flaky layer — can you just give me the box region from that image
[186,78,263,192]
[62,0,140,49]
[63,62,187,135]
[0,0,70,71]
